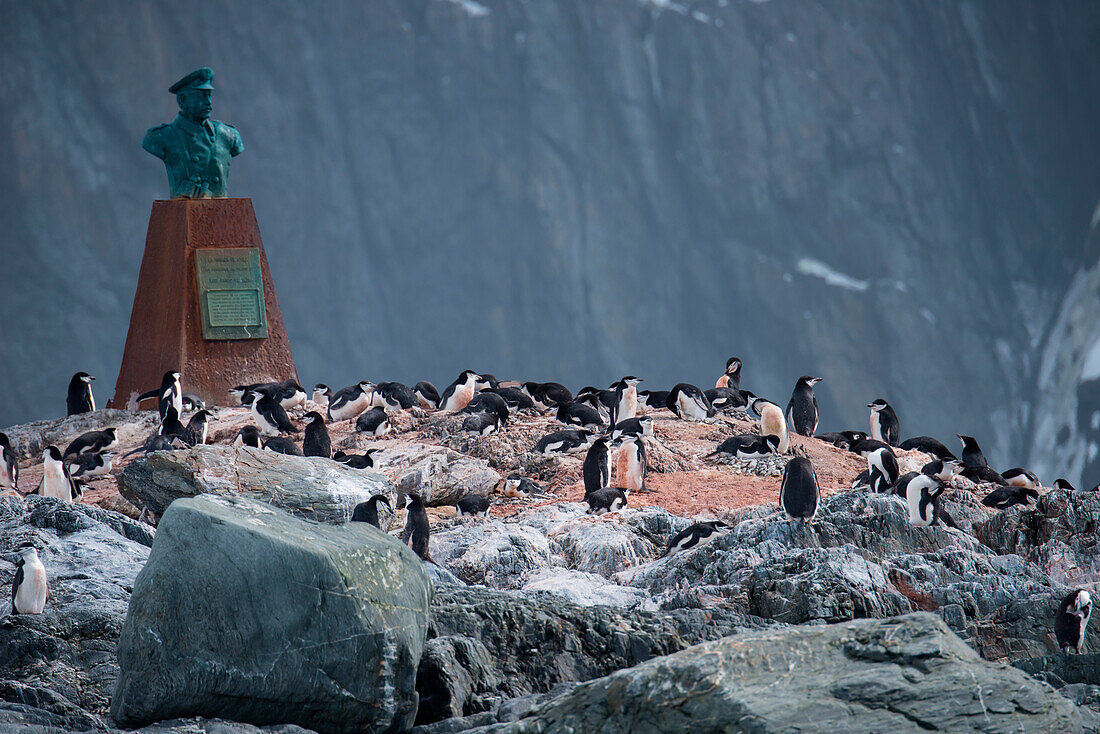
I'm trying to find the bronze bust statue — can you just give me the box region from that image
[143,68,243,198]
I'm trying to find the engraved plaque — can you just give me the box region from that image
[195,248,269,340]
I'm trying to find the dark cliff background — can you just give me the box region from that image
[2,0,1099,485]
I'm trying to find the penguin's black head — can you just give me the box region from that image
[956,434,976,446]
[868,399,888,410]
[0,432,9,449]
[1053,478,1076,491]
[314,383,329,392]
[73,371,94,383]
[44,445,63,461]
[799,376,822,387]
[623,376,642,386]
[105,427,118,438]
[764,435,781,452]
[332,451,347,461]
[370,494,392,511]
[190,410,212,423]
[163,370,181,382]
[403,492,424,509]
[725,357,742,374]
[357,381,374,393]
[303,411,324,424]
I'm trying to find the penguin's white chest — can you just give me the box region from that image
[15,561,48,614]
[870,412,883,442]
[619,386,637,421]
[40,465,70,500]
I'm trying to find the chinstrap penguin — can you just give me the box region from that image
[868,399,899,447]
[780,457,820,523]
[302,411,331,458]
[66,372,95,416]
[786,376,822,437]
[1055,590,1092,654]
[11,547,47,614]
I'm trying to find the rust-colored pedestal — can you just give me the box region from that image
[109,198,297,409]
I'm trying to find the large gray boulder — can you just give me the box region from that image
[0,495,153,730]
[117,445,395,523]
[370,442,501,507]
[468,613,1095,733]
[417,584,772,725]
[111,494,431,733]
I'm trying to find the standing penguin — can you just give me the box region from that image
[351,494,392,529]
[582,437,612,496]
[754,398,789,454]
[780,456,820,523]
[301,411,331,458]
[154,370,184,420]
[248,392,297,436]
[1055,590,1092,654]
[66,372,95,416]
[312,384,333,410]
[0,433,17,492]
[899,472,945,527]
[867,447,900,494]
[957,435,988,468]
[403,492,432,561]
[716,357,742,390]
[34,447,77,500]
[11,547,47,614]
[614,435,647,493]
[439,370,482,412]
[868,399,900,447]
[608,376,642,429]
[786,376,822,437]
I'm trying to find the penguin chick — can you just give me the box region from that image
[186,410,212,446]
[957,434,988,468]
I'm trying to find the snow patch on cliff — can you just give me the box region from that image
[796,258,869,292]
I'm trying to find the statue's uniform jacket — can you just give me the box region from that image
[142,114,243,198]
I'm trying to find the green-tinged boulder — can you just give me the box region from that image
[110,494,431,733]
[478,613,1095,733]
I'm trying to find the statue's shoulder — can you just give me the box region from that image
[143,122,172,138]
[211,119,244,155]
[142,122,176,156]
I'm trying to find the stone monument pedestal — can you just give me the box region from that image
[109,198,297,410]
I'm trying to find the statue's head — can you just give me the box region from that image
[169,67,215,122]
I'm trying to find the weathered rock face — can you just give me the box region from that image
[0,495,152,731]
[111,494,431,733]
[370,442,501,507]
[417,584,773,726]
[461,614,1095,733]
[978,488,1100,589]
[3,408,158,461]
[616,489,1092,662]
[117,445,395,522]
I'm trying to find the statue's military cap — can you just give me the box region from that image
[169,67,215,94]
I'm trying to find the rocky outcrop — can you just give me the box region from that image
[417,583,773,725]
[117,445,394,522]
[112,494,431,733]
[3,409,159,461]
[0,495,152,730]
[370,442,502,507]
[978,488,1100,589]
[444,614,1095,733]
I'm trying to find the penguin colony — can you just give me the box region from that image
[3,364,1095,655]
